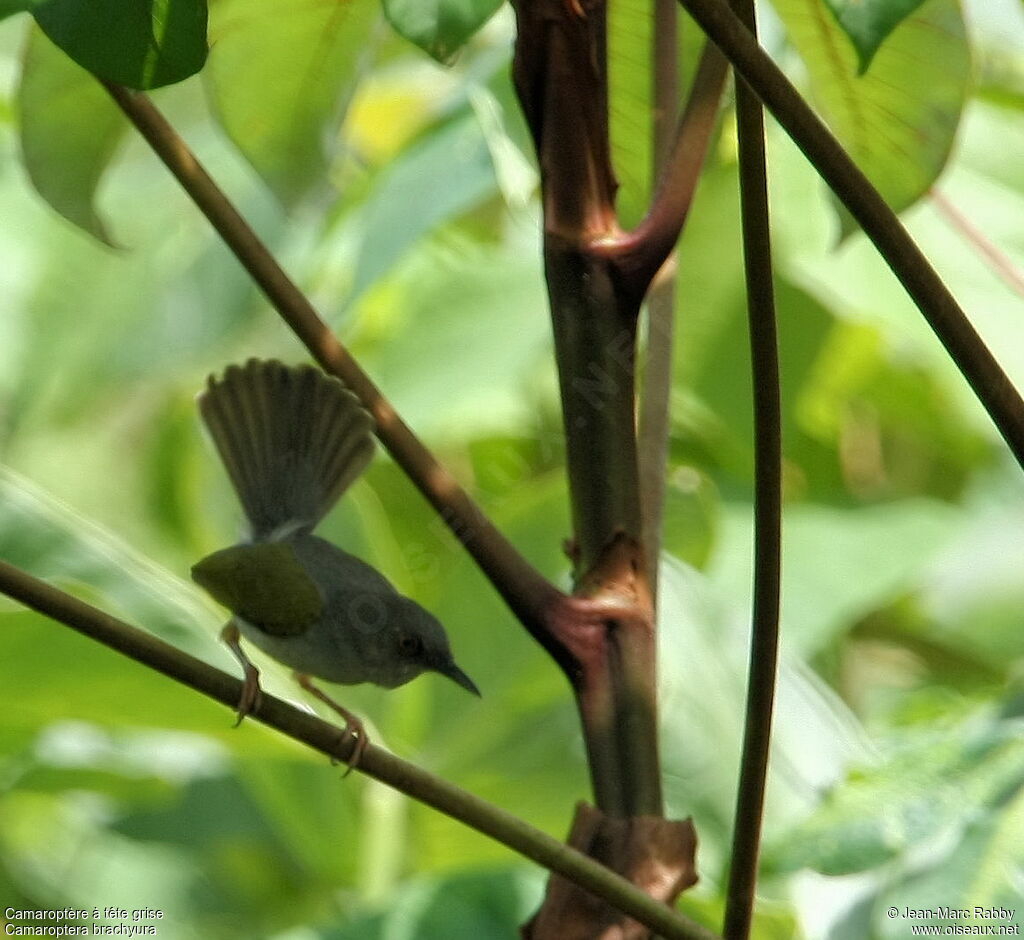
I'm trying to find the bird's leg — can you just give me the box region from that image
[220,622,262,726]
[293,672,368,775]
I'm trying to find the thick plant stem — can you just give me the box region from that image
[511,0,729,820]
[675,0,1024,468]
[102,83,572,674]
[721,2,782,937]
[0,559,719,940]
[546,249,644,574]
[511,0,663,819]
[545,246,662,819]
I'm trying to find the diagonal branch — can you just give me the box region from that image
[930,188,1024,301]
[102,83,572,673]
[605,40,728,292]
[675,0,1024,469]
[721,2,782,936]
[0,559,720,940]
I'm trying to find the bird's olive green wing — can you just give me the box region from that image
[192,542,323,636]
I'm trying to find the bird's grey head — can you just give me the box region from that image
[347,594,479,695]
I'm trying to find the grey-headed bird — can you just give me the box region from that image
[191,359,478,766]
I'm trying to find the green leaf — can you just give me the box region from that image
[16,26,127,243]
[203,0,380,205]
[773,703,1024,922]
[0,606,234,742]
[382,0,503,63]
[0,466,217,658]
[0,468,295,749]
[0,0,30,19]
[914,502,1024,673]
[660,465,718,568]
[344,112,502,306]
[331,868,542,938]
[772,0,969,225]
[657,558,867,867]
[823,0,929,73]
[708,500,959,657]
[350,238,549,437]
[31,0,207,89]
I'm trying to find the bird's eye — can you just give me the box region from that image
[399,634,423,657]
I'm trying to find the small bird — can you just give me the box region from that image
[191,359,479,766]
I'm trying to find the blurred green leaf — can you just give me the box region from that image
[383,0,503,63]
[709,499,959,657]
[0,1,29,18]
[772,98,1024,398]
[661,464,718,568]
[658,558,867,872]
[0,606,237,745]
[608,0,652,229]
[145,394,208,554]
[235,756,362,886]
[344,111,502,306]
[0,789,202,933]
[913,500,1024,671]
[774,703,1024,932]
[204,0,379,205]
[327,867,541,939]
[350,238,549,437]
[773,0,969,229]
[823,0,928,72]
[0,466,215,652]
[30,0,207,89]
[16,26,127,243]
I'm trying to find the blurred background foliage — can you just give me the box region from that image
[1,0,1023,937]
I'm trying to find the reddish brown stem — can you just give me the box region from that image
[931,188,1024,300]
[609,41,728,289]
[512,0,664,819]
[721,2,782,936]
[511,0,619,241]
[512,0,728,822]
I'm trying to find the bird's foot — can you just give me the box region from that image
[220,623,263,726]
[294,673,367,776]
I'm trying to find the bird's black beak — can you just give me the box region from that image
[437,660,481,697]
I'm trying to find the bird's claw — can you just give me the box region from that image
[233,661,263,727]
[294,672,368,776]
[221,622,264,727]
[338,716,367,778]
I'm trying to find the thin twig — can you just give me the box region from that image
[101,82,571,672]
[721,2,781,936]
[607,41,729,290]
[931,188,1024,300]
[638,0,682,601]
[675,0,1024,469]
[0,559,719,940]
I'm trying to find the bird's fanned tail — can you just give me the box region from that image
[198,359,375,539]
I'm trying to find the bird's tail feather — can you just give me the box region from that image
[198,359,375,539]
